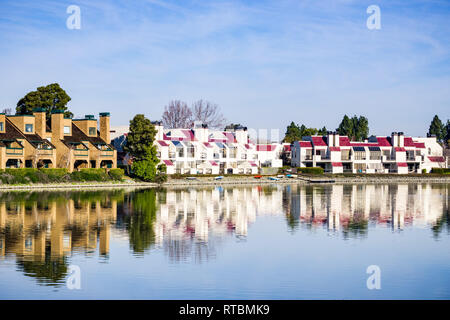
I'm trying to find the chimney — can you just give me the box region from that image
[99,112,111,143]
[391,132,398,147]
[33,108,46,137]
[334,132,340,147]
[51,109,65,140]
[152,120,164,140]
[193,123,209,143]
[398,132,404,147]
[327,131,334,147]
[0,113,5,133]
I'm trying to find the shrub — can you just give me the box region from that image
[430,168,450,174]
[108,168,124,181]
[297,167,324,174]
[71,168,109,182]
[40,168,69,182]
[422,168,427,174]
[3,168,40,184]
[153,173,168,184]
[132,160,156,182]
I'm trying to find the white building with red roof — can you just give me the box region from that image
[291,131,445,174]
[151,122,282,175]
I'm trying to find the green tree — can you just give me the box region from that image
[302,127,318,136]
[224,123,243,130]
[318,126,328,136]
[337,115,369,141]
[354,115,369,141]
[283,122,302,143]
[337,115,354,139]
[428,115,445,142]
[124,114,161,182]
[16,83,72,118]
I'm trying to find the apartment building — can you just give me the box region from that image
[0,109,116,171]
[151,122,284,174]
[291,131,445,174]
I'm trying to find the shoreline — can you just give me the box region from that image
[0,175,448,191]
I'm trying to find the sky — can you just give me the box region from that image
[0,0,449,138]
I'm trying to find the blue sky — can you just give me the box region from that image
[0,0,449,137]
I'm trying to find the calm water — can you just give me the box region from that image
[0,183,449,300]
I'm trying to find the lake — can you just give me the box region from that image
[0,183,449,299]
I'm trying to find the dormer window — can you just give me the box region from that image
[25,124,33,133]
[89,127,96,135]
[64,126,70,134]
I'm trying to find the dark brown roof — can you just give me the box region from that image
[0,119,54,149]
[0,119,25,141]
[63,123,114,150]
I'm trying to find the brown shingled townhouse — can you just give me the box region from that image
[0,109,117,171]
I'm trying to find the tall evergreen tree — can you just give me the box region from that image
[337,115,354,139]
[428,115,445,141]
[337,115,369,141]
[124,114,162,182]
[16,83,72,119]
[318,126,328,136]
[283,122,302,143]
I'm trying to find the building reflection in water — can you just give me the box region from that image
[284,184,448,237]
[0,184,448,286]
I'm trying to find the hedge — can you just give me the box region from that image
[296,167,324,174]
[70,168,110,182]
[108,168,125,181]
[430,168,450,174]
[0,168,123,185]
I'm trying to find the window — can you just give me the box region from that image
[64,126,70,134]
[0,122,3,131]
[354,151,366,160]
[25,124,33,132]
[370,151,381,160]
[89,127,96,135]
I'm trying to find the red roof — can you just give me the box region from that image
[244,143,251,149]
[163,160,174,166]
[284,145,291,151]
[428,156,445,162]
[311,136,327,146]
[332,162,343,167]
[376,137,391,147]
[249,161,257,167]
[339,136,352,146]
[157,140,169,147]
[397,163,407,167]
[182,130,196,141]
[257,144,276,151]
[404,137,425,148]
[224,132,236,143]
[203,142,213,148]
[210,160,218,166]
[329,147,340,151]
[299,141,312,148]
[395,147,406,152]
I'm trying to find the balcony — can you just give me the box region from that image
[37,149,53,156]
[73,149,89,157]
[6,147,23,155]
[100,149,114,157]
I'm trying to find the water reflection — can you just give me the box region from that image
[0,184,448,287]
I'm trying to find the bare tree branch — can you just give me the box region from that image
[162,100,193,128]
[191,100,226,130]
